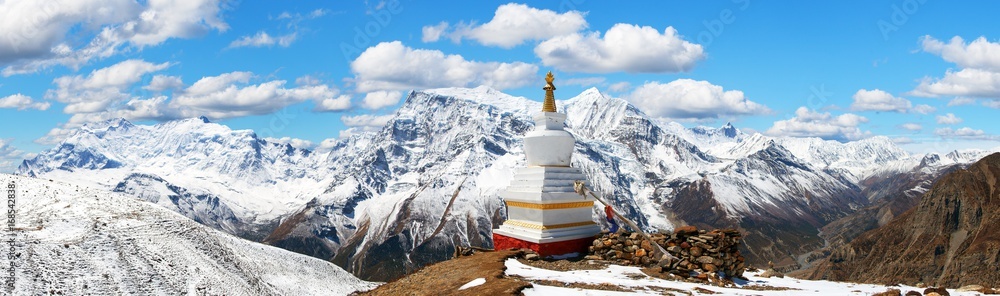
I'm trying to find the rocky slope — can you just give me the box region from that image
[0,173,375,295]
[806,153,1000,287]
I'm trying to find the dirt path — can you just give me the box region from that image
[358,250,531,296]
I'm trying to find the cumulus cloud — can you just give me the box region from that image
[935,127,998,141]
[0,94,50,110]
[144,75,184,92]
[36,62,349,144]
[765,107,870,142]
[172,73,340,118]
[228,31,297,48]
[46,59,171,113]
[625,79,769,120]
[913,36,1000,98]
[295,75,322,86]
[948,97,976,106]
[535,24,704,73]
[911,68,1000,98]
[921,36,1000,72]
[314,95,352,112]
[431,4,587,48]
[421,22,449,43]
[935,113,963,125]
[850,89,932,113]
[899,123,923,131]
[0,0,228,76]
[608,82,631,93]
[0,138,27,173]
[351,41,537,92]
[362,91,403,110]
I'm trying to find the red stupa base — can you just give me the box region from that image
[492,233,594,257]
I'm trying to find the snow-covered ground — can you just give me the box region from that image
[0,174,376,295]
[507,259,978,296]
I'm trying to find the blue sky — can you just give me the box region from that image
[2,0,1000,172]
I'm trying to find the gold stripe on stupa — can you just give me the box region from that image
[503,220,596,230]
[542,71,557,112]
[505,200,594,210]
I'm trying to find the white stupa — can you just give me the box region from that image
[492,72,601,256]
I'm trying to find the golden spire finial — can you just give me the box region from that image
[542,71,557,112]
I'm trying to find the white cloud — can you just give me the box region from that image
[0,0,228,75]
[935,113,963,125]
[421,22,449,43]
[276,8,328,29]
[144,75,184,92]
[608,82,631,93]
[47,59,171,113]
[535,24,704,73]
[948,97,976,106]
[173,74,340,118]
[362,91,403,110]
[899,123,923,131]
[341,114,393,127]
[351,41,537,92]
[921,36,1000,72]
[439,4,587,48]
[911,68,1000,98]
[912,104,936,114]
[765,107,870,142]
[36,65,349,144]
[264,137,314,149]
[625,79,769,120]
[913,36,1000,98]
[228,31,297,48]
[935,127,997,141]
[0,138,27,173]
[315,95,352,112]
[0,94,50,110]
[184,71,253,95]
[295,75,321,86]
[984,100,1000,109]
[850,89,913,113]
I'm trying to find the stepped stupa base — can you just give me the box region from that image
[490,72,600,258]
[492,233,595,257]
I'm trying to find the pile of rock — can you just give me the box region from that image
[586,225,745,278]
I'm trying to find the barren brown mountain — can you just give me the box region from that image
[807,153,1000,287]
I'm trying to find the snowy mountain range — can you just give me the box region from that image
[0,173,375,295]
[17,86,999,280]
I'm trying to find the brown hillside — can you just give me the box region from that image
[806,153,1000,287]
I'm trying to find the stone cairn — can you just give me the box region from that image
[585,225,745,279]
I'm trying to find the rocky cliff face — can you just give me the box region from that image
[807,153,1000,287]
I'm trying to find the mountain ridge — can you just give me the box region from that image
[16,86,998,280]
